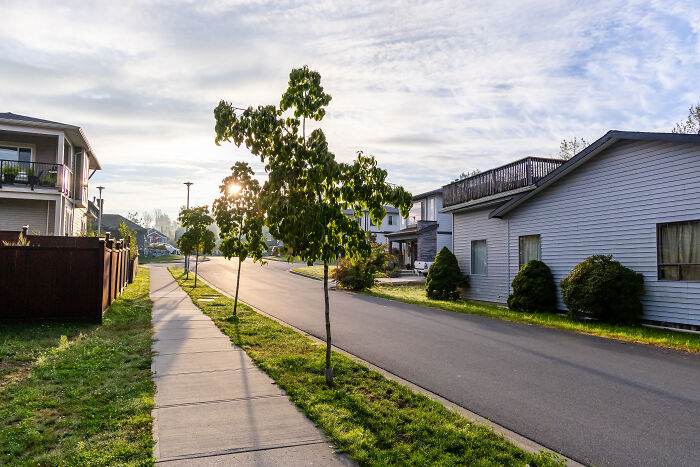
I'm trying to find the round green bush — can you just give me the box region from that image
[560,254,644,324]
[426,247,464,301]
[507,260,557,313]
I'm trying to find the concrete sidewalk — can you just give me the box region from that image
[149,265,353,466]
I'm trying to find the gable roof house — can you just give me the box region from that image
[343,206,402,244]
[99,214,148,249]
[0,113,101,236]
[385,188,453,268]
[444,131,700,328]
[146,228,170,246]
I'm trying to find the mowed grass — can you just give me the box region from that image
[291,265,336,279]
[139,254,183,264]
[364,285,700,353]
[0,269,155,466]
[168,267,563,466]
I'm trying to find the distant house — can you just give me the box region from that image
[444,131,700,328]
[385,188,453,268]
[343,206,402,244]
[0,112,101,235]
[146,228,169,246]
[100,214,147,248]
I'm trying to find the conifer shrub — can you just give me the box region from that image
[507,260,557,313]
[560,254,644,324]
[426,247,465,300]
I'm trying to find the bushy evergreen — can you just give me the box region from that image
[507,260,557,313]
[560,255,644,324]
[426,247,464,300]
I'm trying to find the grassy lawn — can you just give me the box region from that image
[139,254,184,264]
[365,285,700,353]
[168,267,562,466]
[292,265,388,280]
[0,268,155,466]
[291,265,337,279]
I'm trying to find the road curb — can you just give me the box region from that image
[288,270,323,281]
[195,272,584,467]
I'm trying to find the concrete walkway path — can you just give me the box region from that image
[149,265,352,466]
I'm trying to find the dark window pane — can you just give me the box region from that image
[18,148,31,163]
[659,265,679,281]
[0,146,18,161]
[680,265,700,281]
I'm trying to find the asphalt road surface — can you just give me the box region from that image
[195,257,700,466]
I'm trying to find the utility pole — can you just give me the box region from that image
[184,182,193,274]
[96,186,105,235]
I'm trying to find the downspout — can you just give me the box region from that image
[507,217,511,297]
[46,201,50,234]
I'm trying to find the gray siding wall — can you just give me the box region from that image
[506,140,700,326]
[436,232,452,253]
[0,131,58,164]
[453,207,510,303]
[0,198,55,234]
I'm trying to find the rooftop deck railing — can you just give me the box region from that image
[0,160,72,197]
[442,157,565,207]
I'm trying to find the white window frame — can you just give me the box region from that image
[471,239,487,275]
[0,141,35,162]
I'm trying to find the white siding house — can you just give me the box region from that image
[445,131,700,327]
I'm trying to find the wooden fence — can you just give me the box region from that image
[0,230,138,323]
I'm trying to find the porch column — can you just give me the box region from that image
[54,198,62,236]
[57,133,65,164]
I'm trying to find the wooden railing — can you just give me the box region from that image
[442,157,565,207]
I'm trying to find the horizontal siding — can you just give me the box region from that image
[0,198,53,234]
[436,233,452,253]
[506,139,700,326]
[453,207,509,303]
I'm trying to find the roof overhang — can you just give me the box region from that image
[440,186,534,214]
[412,187,443,201]
[0,115,101,170]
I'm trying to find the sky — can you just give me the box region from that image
[2,0,699,219]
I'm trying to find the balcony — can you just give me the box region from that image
[0,160,73,198]
[442,157,565,208]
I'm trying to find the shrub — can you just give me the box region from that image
[560,254,644,324]
[507,260,557,313]
[335,242,391,291]
[426,247,464,300]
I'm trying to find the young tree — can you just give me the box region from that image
[672,103,700,134]
[177,206,216,287]
[213,161,267,316]
[118,221,138,259]
[214,66,412,385]
[558,137,589,160]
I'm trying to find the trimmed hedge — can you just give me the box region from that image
[426,247,464,301]
[507,260,557,313]
[560,255,644,324]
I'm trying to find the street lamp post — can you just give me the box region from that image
[96,186,105,236]
[184,182,193,274]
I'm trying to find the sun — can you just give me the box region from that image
[228,183,241,196]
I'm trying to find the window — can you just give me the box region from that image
[658,220,700,281]
[0,145,31,162]
[519,235,541,268]
[471,240,487,275]
[422,197,436,221]
[388,215,394,226]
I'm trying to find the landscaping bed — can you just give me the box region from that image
[168,266,562,466]
[364,285,700,353]
[0,269,155,465]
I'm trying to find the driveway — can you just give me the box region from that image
[196,256,700,466]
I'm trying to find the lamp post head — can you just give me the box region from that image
[184,182,193,188]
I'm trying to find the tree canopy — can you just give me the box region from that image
[672,103,700,134]
[177,206,216,286]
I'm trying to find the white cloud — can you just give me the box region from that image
[1,0,698,217]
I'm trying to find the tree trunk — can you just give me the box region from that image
[234,256,242,316]
[185,255,189,279]
[194,251,199,287]
[324,261,333,385]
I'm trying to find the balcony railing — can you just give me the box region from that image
[443,157,565,208]
[0,160,71,197]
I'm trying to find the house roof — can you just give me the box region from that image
[100,214,147,234]
[412,188,442,201]
[489,130,700,218]
[147,228,169,238]
[0,112,101,170]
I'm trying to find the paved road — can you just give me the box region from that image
[196,257,700,466]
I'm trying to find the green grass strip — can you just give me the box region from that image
[139,254,184,264]
[291,265,336,279]
[168,267,563,466]
[0,268,155,466]
[363,285,700,353]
